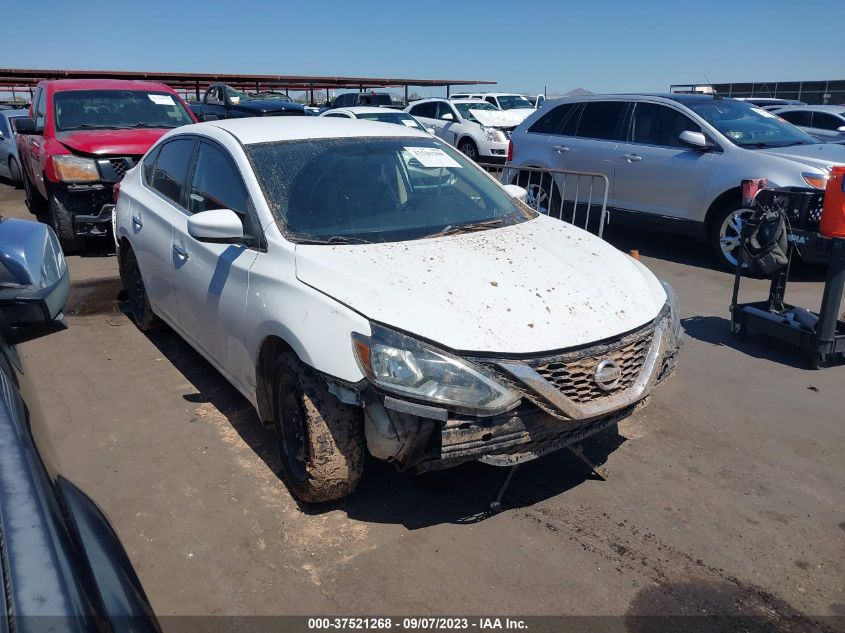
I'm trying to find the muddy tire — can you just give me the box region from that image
[8,157,21,186]
[49,195,85,254]
[272,352,363,503]
[22,170,47,214]
[123,247,160,331]
[457,139,479,162]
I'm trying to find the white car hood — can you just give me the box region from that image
[469,109,530,128]
[758,142,845,171]
[295,217,666,354]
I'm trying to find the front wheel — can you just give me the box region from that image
[49,196,85,254]
[514,171,558,215]
[712,204,755,272]
[457,139,479,162]
[8,157,22,186]
[22,170,47,214]
[272,352,363,503]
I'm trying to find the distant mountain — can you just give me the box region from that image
[565,87,593,96]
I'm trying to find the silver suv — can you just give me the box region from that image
[509,94,845,269]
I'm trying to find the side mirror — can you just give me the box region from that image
[187,209,244,243]
[502,184,529,204]
[0,219,70,345]
[837,126,845,133]
[440,112,455,122]
[14,117,39,135]
[679,130,709,149]
[199,114,219,122]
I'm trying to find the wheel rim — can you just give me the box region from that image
[128,263,147,323]
[525,183,551,214]
[278,390,308,483]
[460,143,476,160]
[719,208,755,267]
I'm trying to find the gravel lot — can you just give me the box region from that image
[1,179,843,630]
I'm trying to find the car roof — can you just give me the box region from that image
[330,106,407,115]
[40,78,175,92]
[201,116,430,145]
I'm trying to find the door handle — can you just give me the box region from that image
[623,153,642,162]
[553,145,570,154]
[131,213,142,229]
[173,244,189,260]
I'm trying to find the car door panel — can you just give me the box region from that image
[613,102,713,221]
[170,141,258,389]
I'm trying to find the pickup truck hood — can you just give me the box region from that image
[234,99,304,114]
[758,142,845,170]
[469,109,530,128]
[56,129,168,156]
[295,217,666,354]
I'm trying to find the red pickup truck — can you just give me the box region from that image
[16,79,196,252]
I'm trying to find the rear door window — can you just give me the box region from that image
[528,102,579,135]
[150,138,195,206]
[575,101,627,141]
[778,110,812,126]
[629,103,702,148]
[410,102,437,119]
[811,112,845,131]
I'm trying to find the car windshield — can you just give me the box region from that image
[685,99,818,147]
[53,90,194,131]
[225,86,253,102]
[454,102,498,123]
[497,95,533,110]
[246,136,535,243]
[356,112,427,132]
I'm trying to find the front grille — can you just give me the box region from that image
[108,156,138,180]
[528,331,652,404]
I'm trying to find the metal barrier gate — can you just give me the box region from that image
[478,163,610,238]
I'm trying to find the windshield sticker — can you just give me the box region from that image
[400,119,419,127]
[404,146,462,168]
[148,94,175,106]
[751,107,777,118]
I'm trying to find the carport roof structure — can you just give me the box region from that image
[0,67,496,101]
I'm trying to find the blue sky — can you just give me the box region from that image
[5,0,842,97]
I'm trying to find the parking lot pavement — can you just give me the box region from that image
[1,179,843,626]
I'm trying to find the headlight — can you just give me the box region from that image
[482,126,507,143]
[351,324,520,416]
[802,172,828,190]
[52,155,99,183]
[660,280,682,350]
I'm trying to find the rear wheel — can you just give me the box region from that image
[48,195,85,254]
[457,139,479,161]
[123,247,160,331]
[711,202,755,272]
[514,171,558,215]
[272,352,363,503]
[22,170,47,214]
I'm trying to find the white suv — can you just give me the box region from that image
[509,94,845,269]
[450,92,537,119]
[406,98,525,163]
[114,117,680,503]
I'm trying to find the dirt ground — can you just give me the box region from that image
[1,179,843,630]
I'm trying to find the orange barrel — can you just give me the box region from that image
[820,165,845,238]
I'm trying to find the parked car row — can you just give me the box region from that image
[773,105,845,144]
[0,108,26,184]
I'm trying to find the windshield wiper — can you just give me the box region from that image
[430,219,503,237]
[296,235,371,245]
[114,123,174,129]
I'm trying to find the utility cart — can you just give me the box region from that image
[730,186,845,369]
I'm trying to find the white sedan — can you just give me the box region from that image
[319,106,432,133]
[115,117,680,503]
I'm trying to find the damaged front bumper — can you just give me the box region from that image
[359,306,678,472]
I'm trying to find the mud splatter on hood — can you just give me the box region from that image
[295,216,666,354]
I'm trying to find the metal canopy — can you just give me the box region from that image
[0,67,496,101]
